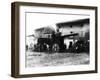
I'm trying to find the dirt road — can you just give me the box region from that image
[26,51,89,67]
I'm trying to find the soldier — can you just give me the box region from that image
[68,41,73,52]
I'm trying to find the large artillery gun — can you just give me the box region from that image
[34,30,78,52]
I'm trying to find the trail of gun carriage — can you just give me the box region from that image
[26,18,90,67]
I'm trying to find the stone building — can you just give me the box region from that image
[34,26,55,38]
[56,18,89,49]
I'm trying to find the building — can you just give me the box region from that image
[56,18,89,38]
[34,26,55,38]
[56,18,90,49]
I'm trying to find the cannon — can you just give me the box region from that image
[34,30,78,52]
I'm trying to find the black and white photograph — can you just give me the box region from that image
[26,13,90,67]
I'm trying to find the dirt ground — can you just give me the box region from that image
[26,51,89,67]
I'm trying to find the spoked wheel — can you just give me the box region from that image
[52,43,60,53]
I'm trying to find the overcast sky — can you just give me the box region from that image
[26,13,90,36]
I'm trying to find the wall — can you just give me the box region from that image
[0,0,100,80]
[60,23,89,37]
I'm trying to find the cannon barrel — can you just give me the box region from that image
[61,33,79,39]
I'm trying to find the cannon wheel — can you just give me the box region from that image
[52,43,60,53]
